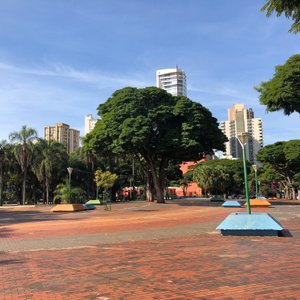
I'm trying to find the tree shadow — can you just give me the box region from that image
[131,209,159,212]
[0,227,13,238]
[0,209,91,226]
[169,198,300,208]
[0,259,24,265]
[0,251,25,265]
[269,201,300,206]
[168,199,224,207]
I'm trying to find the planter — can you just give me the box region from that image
[85,199,102,205]
[246,199,271,208]
[51,204,86,212]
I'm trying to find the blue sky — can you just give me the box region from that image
[0,0,299,145]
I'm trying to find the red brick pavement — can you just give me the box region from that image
[1,199,300,299]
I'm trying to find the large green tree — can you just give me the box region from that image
[85,87,226,202]
[193,159,245,197]
[9,125,38,205]
[256,140,300,199]
[1,143,21,204]
[69,147,99,199]
[193,164,218,197]
[255,54,300,115]
[261,0,300,33]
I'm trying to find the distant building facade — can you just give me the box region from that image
[220,104,263,164]
[44,123,80,153]
[156,67,187,96]
[84,114,98,135]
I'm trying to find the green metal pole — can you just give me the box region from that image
[242,145,251,214]
[254,169,258,199]
[68,173,71,204]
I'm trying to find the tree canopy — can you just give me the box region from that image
[255,54,300,116]
[193,159,245,197]
[9,125,38,205]
[256,140,300,199]
[94,170,118,190]
[261,0,300,33]
[84,86,226,202]
[32,140,68,204]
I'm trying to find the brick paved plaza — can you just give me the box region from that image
[1,199,300,299]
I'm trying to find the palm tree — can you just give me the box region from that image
[215,165,231,198]
[9,126,38,205]
[70,147,98,199]
[54,182,83,204]
[193,165,216,197]
[33,140,68,204]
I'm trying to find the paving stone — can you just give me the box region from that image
[0,199,300,299]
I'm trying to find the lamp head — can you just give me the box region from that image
[67,167,73,175]
[237,132,250,145]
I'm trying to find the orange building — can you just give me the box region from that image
[167,160,204,198]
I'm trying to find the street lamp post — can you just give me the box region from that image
[96,185,99,200]
[237,132,251,215]
[216,133,283,236]
[67,167,73,204]
[252,164,258,199]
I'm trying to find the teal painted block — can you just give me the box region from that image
[216,212,283,236]
[84,204,96,210]
[222,201,241,207]
[85,199,102,205]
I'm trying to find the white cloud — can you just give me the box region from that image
[188,83,258,105]
[0,61,151,89]
[0,60,155,140]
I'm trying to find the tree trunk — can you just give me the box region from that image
[91,159,95,199]
[145,171,154,201]
[151,170,164,203]
[22,171,27,205]
[46,184,49,205]
[42,177,46,204]
[0,162,3,206]
[284,185,289,199]
[143,152,165,203]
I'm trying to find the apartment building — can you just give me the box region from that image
[84,114,98,135]
[156,67,187,96]
[220,104,263,164]
[44,123,80,153]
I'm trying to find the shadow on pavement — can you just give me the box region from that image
[131,209,159,212]
[169,198,300,208]
[169,199,224,207]
[0,259,24,265]
[269,201,300,206]
[0,209,91,226]
[279,229,293,237]
[0,227,13,238]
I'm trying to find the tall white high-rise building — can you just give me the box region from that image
[84,114,98,135]
[156,67,187,96]
[220,104,263,164]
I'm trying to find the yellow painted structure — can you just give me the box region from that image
[51,204,86,212]
[246,199,271,208]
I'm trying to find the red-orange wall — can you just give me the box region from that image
[167,160,204,197]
